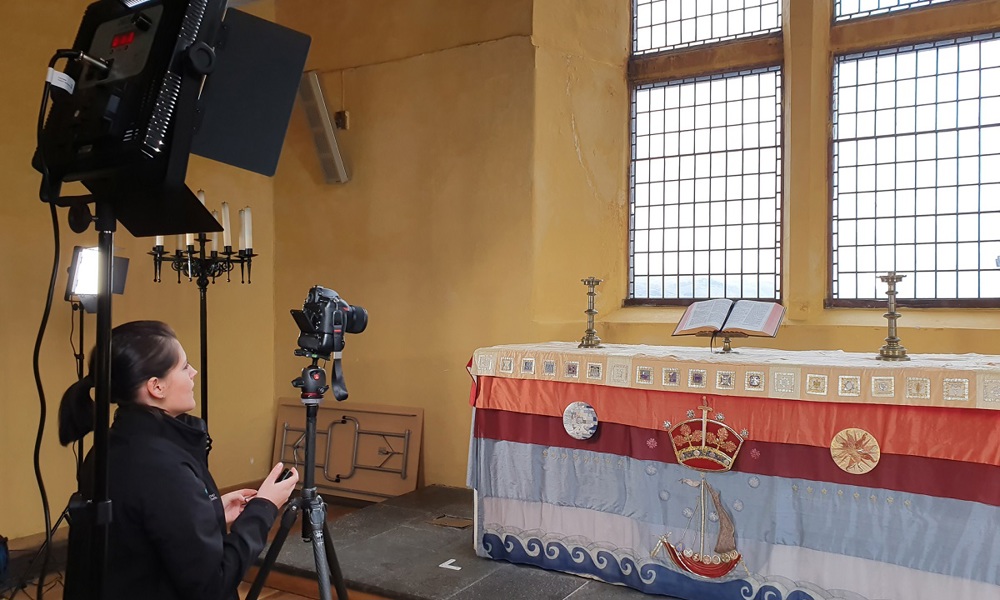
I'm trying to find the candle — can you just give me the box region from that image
[185,232,194,247]
[197,189,208,246]
[221,202,232,248]
[210,210,219,253]
[243,206,253,249]
[175,235,184,252]
[238,209,246,250]
[154,235,164,248]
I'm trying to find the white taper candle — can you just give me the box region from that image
[244,206,253,249]
[238,209,246,250]
[221,202,232,248]
[210,210,219,253]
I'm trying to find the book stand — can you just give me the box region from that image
[696,331,748,353]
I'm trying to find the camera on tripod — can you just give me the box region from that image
[249,285,365,600]
[290,286,367,402]
[291,286,368,359]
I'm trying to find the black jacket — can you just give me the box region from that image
[93,404,278,600]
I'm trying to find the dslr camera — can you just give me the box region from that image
[291,285,368,359]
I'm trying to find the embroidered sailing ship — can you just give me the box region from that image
[653,403,746,578]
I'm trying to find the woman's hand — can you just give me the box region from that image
[255,462,299,509]
[220,489,257,525]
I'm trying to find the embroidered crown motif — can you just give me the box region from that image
[669,403,745,472]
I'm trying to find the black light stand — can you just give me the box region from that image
[32,3,310,599]
[89,201,116,600]
[246,355,349,600]
[149,232,256,427]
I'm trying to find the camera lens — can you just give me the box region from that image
[346,305,368,334]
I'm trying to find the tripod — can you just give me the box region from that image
[246,357,349,600]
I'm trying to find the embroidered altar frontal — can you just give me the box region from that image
[466,343,1000,600]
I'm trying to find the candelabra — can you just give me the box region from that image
[876,271,909,362]
[149,194,256,427]
[150,236,256,285]
[579,276,603,348]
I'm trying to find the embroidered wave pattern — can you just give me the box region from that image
[482,532,827,600]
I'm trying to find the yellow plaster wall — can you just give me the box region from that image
[289,0,534,73]
[531,0,630,329]
[0,0,278,540]
[273,0,539,488]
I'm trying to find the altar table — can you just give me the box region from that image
[466,342,1000,600]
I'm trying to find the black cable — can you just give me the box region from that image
[19,49,81,600]
[35,51,78,193]
[7,573,62,600]
[0,208,61,600]
[68,304,77,363]
[25,202,60,600]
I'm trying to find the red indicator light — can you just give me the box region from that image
[111,31,136,49]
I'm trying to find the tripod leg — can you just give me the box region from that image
[305,500,335,600]
[9,503,72,597]
[322,518,350,600]
[246,499,301,600]
[26,505,70,569]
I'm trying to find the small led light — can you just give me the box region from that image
[69,247,100,296]
[65,246,130,313]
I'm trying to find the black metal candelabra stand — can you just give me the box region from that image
[149,233,257,428]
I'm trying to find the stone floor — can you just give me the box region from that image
[6,486,682,599]
[267,485,681,600]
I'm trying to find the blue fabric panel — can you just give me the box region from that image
[472,437,1000,585]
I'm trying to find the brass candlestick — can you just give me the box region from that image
[694,331,748,353]
[579,277,603,348]
[876,271,909,361]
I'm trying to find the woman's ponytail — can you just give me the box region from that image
[58,375,95,446]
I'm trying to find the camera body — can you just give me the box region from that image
[291,285,367,359]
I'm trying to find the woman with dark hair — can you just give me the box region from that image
[59,320,299,600]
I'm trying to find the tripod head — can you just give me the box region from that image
[292,351,329,404]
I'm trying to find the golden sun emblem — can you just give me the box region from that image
[830,428,881,474]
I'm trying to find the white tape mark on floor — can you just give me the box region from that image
[438,558,462,571]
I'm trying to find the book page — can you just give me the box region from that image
[722,300,785,337]
[673,299,733,335]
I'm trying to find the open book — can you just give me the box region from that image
[673,299,785,338]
